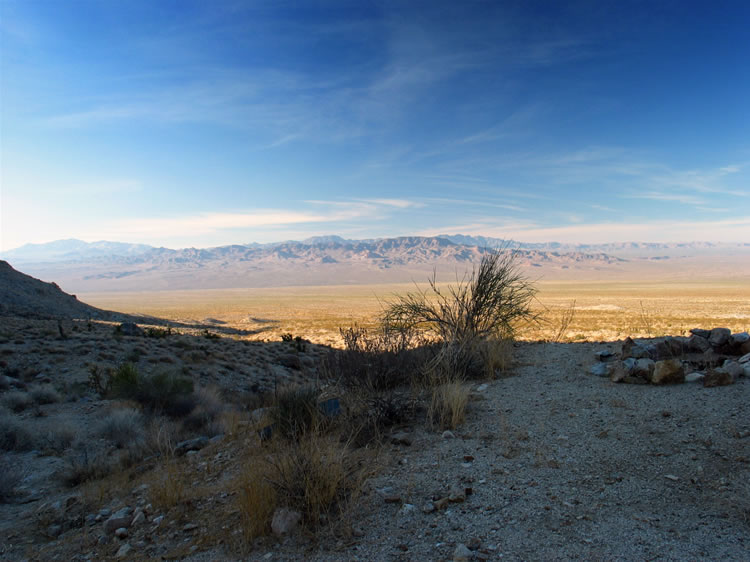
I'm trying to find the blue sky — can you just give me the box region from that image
[1,0,748,251]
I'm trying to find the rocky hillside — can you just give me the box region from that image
[0,260,106,319]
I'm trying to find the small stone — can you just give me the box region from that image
[182,522,198,532]
[352,526,365,537]
[685,372,705,383]
[131,511,145,526]
[384,494,402,504]
[690,328,711,338]
[449,486,466,503]
[687,334,711,352]
[116,543,132,558]
[47,524,62,538]
[664,474,679,481]
[453,543,473,561]
[391,432,412,446]
[589,363,610,377]
[152,515,164,525]
[442,430,456,439]
[104,511,133,535]
[175,436,209,455]
[271,508,301,536]
[475,383,489,391]
[422,501,436,514]
[114,527,128,539]
[595,350,615,362]
[467,537,482,550]
[738,352,750,364]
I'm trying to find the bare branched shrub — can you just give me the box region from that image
[553,299,577,343]
[383,249,537,379]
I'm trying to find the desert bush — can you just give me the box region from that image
[92,363,195,416]
[182,386,224,435]
[62,442,113,486]
[149,459,189,509]
[383,249,537,379]
[272,385,321,440]
[0,409,35,451]
[322,324,433,391]
[262,433,368,531]
[2,390,32,413]
[0,459,23,502]
[30,384,62,405]
[98,408,146,449]
[36,422,76,454]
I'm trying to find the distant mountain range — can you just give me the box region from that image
[2,236,748,292]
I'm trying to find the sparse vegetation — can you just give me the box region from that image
[98,408,146,449]
[0,459,23,503]
[29,384,62,405]
[2,390,32,412]
[0,409,35,451]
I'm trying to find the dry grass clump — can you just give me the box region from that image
[428,378,470,430]
[2,390,32,412]
[61,442,114,487]
[29,384,62,405]
[97,408,146,449]
[237,432,371,539]
[149,458,190,509]
[0,409,35,451]
[36,422,76,454]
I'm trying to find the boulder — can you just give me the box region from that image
[703,368,734,387]
[650,359,685,385]
[687,334,711,353]
[589,363,610,377]
[271,508,301,536]
[633,358,655,379]
[104,508,133,535]
[690,328,711,338]
[175,436,209,455]
[708,327,731,348]
[721,360,744,381]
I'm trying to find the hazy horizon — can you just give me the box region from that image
[2,1,749,251]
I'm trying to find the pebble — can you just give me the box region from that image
[442,430,456,439]
[453,543,473,561]
[114,527,128,539]
[115,543,132,558]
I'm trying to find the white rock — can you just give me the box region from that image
[685,372,705,383]
[738,352,750,364]
[271,508,301,536]
[453,543,473,561]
